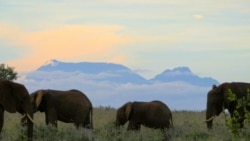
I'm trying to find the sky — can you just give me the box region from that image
[0,0,250,83]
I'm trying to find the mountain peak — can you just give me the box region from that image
[42,59,60,67]
[151,66,219,86]
[162,66,192,76]
[38,60,130,73]
[35,59,148,84]
[172,66,191,72]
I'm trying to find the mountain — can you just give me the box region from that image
[27,60,219,86]
[20,59,219,110]
[39,59,129,73]
[150,66,219,86]
[29,59,148,84]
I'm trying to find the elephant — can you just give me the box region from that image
[0,80,33,141]
[28,89,93,129]
[115,100,173,131]
[206,82,250,129]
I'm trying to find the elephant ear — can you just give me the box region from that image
[125,102,132,120]
[214,84,224,101]
[0,81,17,113]
[221,83,231,103]
[35,90,44,108]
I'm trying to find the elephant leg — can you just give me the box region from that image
[84,115,90,128]
[74,122,86,130]
[74,120,86,129]
[46,116,57,127]
[136,124,141,130]
[73,119,82,129]
[0,106,4,132]
[84,114,92,129]
[238,118,245,128]
[161,127,173,141]
[161,128,167,138]
[238,110,245,128]
[127,121,140,131]
[127,121,133,130]
[231,109,245,128]
[74,115,87,129]
[45,111,57,127]
[74,123,80,129]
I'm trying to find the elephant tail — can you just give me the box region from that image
[170,113,174,128]
[90,106,93,129]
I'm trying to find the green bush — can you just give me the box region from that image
[225,89,250,139]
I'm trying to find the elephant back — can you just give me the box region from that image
[0,80,27,113]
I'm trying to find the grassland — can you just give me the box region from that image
[1,107,250,141]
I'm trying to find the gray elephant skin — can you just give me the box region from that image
[30,89,93,129]
[116,100,173,131]
[0,80,33,141]
[206,82,250,129]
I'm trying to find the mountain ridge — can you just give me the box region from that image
[30,59,219,86]
[39,59,130,73]
[20,59,219,110]
[33,59,148,84]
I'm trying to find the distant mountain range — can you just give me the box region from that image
[20,59,219,110]
[26,59,219,86]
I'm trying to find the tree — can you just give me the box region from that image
[0,64,18,80]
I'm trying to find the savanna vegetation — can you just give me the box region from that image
[1,107,250,141]
[0,64,17,81]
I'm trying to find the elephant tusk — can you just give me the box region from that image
[20,114,26,119]
[26,114,35,124]
[205,116,215,122]
[21,114,35,124]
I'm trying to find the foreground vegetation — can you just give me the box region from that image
[1,107,250,141]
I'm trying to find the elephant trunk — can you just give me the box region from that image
[27,112,33,141]
[20,99,34,141]
[23,99,34,141]
[115,117,125,128]
[206,109,214,129]
[21,113,33,141]
[115,120,122,130]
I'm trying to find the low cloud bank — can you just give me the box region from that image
[18,71,211,111]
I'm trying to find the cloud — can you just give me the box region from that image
[193,14,203,20]
[18,71,209,110]
[20,24,127,54]
[0,24,131,72]
[0,22,21,39]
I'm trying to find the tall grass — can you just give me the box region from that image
[1,107,250,141]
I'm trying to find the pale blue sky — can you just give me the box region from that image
[0,0,249,82]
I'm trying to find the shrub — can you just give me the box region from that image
[225,89,250,139]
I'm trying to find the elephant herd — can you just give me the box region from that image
[0,80,250,141]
